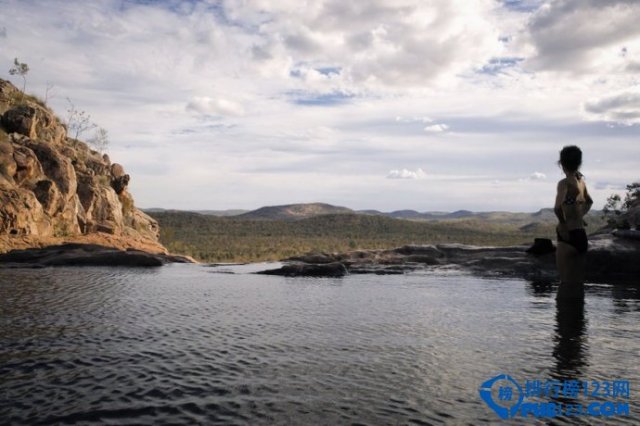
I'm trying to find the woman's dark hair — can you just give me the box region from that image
[558,145,582,172]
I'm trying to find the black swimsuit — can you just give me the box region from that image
[557,228,588,253]
[557,172,588,253]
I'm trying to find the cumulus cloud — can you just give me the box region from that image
[387,168,427,179]
[529,171,546,180]
[524,0,640,73]
[0,0,638,211]
[424,124,449,132]
[583,90,640,124]
[186,97,245,117]
[226,0,504,89]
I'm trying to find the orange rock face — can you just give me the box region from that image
[0,79,163,254]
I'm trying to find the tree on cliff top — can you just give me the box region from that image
[603,182,640,229]
[66,97,97,140]
[8,58,29,94]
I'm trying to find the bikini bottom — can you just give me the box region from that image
[557,228,588,254]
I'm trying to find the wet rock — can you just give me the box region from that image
[265,235,639,282]
[258,261,348,277]
[0,243,194,267]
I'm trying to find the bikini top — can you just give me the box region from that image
[563,172,584,205]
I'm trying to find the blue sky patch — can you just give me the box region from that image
[288,91,354,106]
[478,57,524,75]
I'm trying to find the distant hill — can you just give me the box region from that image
[148,211,559,263]
[143,208,249,217]
[145,204,605,229]
[146,205,607,262]
[237,203,353,220]
[196,209,249,216]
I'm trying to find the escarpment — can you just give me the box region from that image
[0,79,165,254]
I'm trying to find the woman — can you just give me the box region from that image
[554,145,593,299]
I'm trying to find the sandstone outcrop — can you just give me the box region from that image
[0,79,165,259]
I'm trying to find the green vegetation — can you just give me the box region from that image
[603,182,640,229]
[8,58,29,94]
[150,211,565,263]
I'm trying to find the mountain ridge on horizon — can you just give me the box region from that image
[142,202,604,225]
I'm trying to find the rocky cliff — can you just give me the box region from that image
[0,79,166,254]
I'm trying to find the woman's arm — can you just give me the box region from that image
[582,182,594,215]
[554,180,567,224]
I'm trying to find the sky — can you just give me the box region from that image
[1,0,639,212]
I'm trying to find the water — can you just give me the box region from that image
[1,264,639,425]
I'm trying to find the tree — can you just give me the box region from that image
[603,182,640,229]
[66,97,97,140]
[8,58,29,94]
[88,127,109,154]
[44,81,56,103]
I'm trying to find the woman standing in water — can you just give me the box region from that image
[554,146,593,299]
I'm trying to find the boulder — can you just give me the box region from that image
[1,105,38,139]
[0,138,16,183]
[12,144,44,186]
[0,185,52,236]
[111,163,125,178]
[0,99,64,144]
[88,185,124,234]
[123,208,160,241]
[33,179,62,216]
[20,138,77,201]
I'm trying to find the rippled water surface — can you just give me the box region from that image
[1,264,639,425]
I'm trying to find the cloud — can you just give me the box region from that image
[1,0,638,212]
[395,116,432,123]
[594,181,627,191]
[0,27,6,38]
[583,90,640,124]
[424,123,449,132]
[387,168,427,179]
[226,0,504,89]
[529,171,546,180]
[186,97,245,116]
[524,0,640,73]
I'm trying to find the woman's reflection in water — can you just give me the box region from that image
[553,300,588,378]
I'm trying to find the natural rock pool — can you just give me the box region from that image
[1,264,638,424]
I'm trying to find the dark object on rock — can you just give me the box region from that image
[111,174,130,194]
[526,238,556,255]
[258,262,348,277]
[0,243,194,267]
